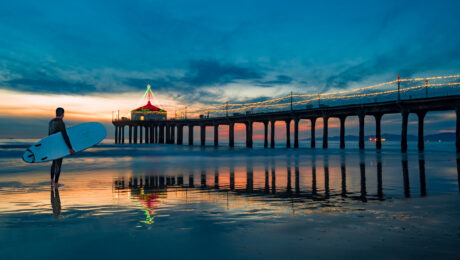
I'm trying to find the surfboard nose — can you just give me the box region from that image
[22,149,35,163]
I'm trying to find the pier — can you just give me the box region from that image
[113,75,460,152]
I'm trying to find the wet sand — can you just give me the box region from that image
[0,143,459,259]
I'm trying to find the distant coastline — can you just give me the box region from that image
[300,132,456,142]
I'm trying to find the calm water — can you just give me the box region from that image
[1,140,459,259]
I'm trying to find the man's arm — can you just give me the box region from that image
[60,121,74,152]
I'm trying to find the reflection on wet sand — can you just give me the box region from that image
[50,188,61,217]
[113,153,442,214]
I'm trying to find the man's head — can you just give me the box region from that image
[56,107,65,118]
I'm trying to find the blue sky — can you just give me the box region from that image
[0,0,459,138]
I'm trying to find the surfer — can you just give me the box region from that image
[49,107,75,186]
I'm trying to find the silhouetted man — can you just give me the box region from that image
[49,107,75,186]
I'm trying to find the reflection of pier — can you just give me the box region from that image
[114,154,439,204]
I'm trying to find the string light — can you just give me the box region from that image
[191,75,460,115]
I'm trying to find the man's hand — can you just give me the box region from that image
[69,148,75,155]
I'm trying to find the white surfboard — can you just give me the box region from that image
[22,122,106,163]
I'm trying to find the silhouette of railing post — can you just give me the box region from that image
[144,126,149,144]
[311,117,316,148]
[263,121,269,148]
[374,114,382,149]
[177,125,183,145]
[164,125,168,144]
[229,123,234,147]
[359,112,365,149]
[165,124,171,144]
[188,174,194,187]
[285,119,291,148]
[401,109,409,153]
[133,126,138,143]
[339,116,346,149]
[170,125,175,144]
[200,125,206,146]
[157,125,161,143]
[121,126,124,144]
[140,125,144,144]
[121,126,125,144]
[322,116,328,149]
[294,118,299,148]
[159,125,164,144]
[188,124,194,145]
[150,126,154,143]
[417,111,427,151]
[129,125,132,144]
[246,121,253,148]
[270,120,275,148]
[115,126,118,144]
[214,124,219,147]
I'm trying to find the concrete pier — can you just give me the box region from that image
[112,95,460,152]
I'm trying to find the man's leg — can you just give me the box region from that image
[54,158,63,184]
[51,160,57,185]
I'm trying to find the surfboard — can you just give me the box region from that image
[22,122,106,163]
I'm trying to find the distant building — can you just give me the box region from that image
[131,101,167,121]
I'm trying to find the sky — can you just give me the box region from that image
[0,0,460,139]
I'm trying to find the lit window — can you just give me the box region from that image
[140,115,144,120]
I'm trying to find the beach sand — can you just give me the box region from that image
[0,142,459,259]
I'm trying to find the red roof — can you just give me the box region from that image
[133,101,166,112]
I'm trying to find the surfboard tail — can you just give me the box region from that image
[22,149,35,163]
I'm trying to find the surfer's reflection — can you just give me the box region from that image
[51,187,61,217]
[457,156,460,192]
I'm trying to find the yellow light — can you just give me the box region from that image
[196,74,460,115]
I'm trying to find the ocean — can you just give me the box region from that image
[0,139,459,259]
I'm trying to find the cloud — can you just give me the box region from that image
[325,44,460,90]
[257,75,293,86]
[182,59,263,86]
[123,76,176,91]
[121,59,268,104]
[6,77,96,94]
